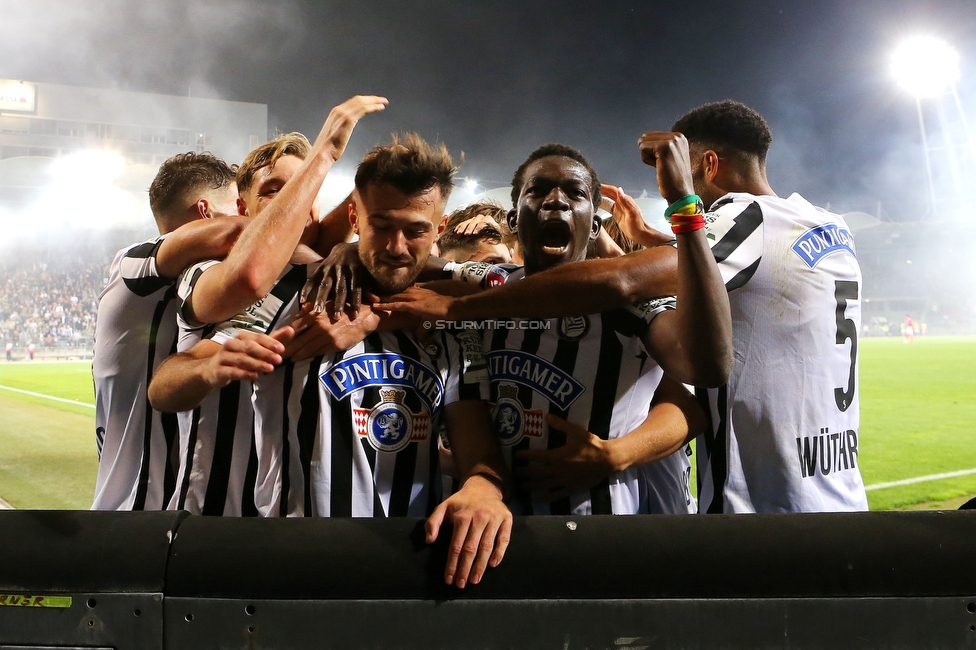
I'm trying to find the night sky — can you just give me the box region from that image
[1,0,975,219]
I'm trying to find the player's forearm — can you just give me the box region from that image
[148,353,218,412]
[155,217,251,279]
[214,153,336,317]
[672,229,733,386]
[607,382,703,472]
[444,401,513,498]
[450,246,677,320]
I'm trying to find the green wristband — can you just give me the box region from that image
[664,194,702,218]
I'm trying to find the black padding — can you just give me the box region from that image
[0,510,187,593]
[165,511,976,600]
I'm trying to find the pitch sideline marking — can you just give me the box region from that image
[0,384,95,409]
[865,467,976,491]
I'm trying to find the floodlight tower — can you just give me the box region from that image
[891,36,976,219]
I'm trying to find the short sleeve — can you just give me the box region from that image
[451,261,522,288]
[441,329,489,404]
[625,296,677,325]
[175,259,222,328]
[704,198,764,292]
[119,236,170,297]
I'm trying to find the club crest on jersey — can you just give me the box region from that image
[792,224,856,269]
[321,352,444,414]
[354,388,431,453]
[490,384,545,446]
[485,350,585,410]
[557,316,589,341]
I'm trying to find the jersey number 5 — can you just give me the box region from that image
[834,280,858,412]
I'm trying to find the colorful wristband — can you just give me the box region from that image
[664,194,703,218]
[669,213,705,234]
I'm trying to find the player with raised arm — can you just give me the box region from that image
[384,101,867,513]
[92,152,249,511]
[149,96,386,516]
[673,100,867,513]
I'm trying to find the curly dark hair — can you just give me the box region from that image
[671,100,772,164]
[148,152,236,220]
[510,143,601,208]
[355,133,456,202]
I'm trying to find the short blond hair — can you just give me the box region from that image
[237,132,311,194]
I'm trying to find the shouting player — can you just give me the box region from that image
[381,140,732,515]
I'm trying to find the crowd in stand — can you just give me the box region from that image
[0,256,108,354]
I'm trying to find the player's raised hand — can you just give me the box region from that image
[515,414,618,501]
[313,95,389,163]
[455,213,500,236]
[637,131,696,204]
[600,184,675,248]
[425,474,513,589]
[204,328,295,388]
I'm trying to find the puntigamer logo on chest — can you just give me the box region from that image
[485,350,584,410]
[321,353,444,452]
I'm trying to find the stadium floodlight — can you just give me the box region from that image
[891,36,960,99]
[465,178,478,193]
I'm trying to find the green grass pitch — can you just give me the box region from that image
[0,337,974,510]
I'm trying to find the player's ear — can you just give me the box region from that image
[436,214,448,236]
[506,208,518,234]
[589,215,601,240]
[703,150,721,183]
[236,197,248,216]
[195,199,211,220]
[348,195,360,234]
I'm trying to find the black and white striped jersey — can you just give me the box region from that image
[166,321,258,517]
[170,260,312,517]
[92,237,180,511]
[311,328,488,518]
[696,192,868,513]
[483,296,694,516]
[206,263,317,518]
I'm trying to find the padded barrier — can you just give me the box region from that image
[1,510,974,648]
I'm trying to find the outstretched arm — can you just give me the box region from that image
[185,95,387,326]
[515,376,705,500]
[379,245,677,322]
[148,328,293,412]
[154,216,251,279]
[638,131,733,387]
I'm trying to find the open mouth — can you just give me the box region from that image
[538,219,573,256]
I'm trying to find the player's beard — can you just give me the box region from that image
[360,251,428,295]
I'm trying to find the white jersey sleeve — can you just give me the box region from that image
[175,259,222,329]
[704,196,765,291]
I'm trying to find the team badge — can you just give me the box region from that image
[557,316,589,341]
[353,388,431,453]
[423,341,441,357]
[490,384,544,446]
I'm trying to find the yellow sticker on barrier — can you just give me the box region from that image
[0,594,72,608]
